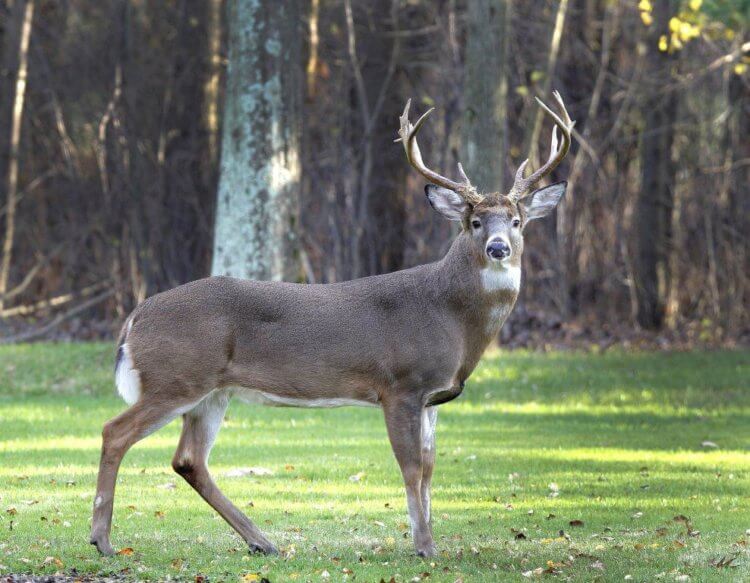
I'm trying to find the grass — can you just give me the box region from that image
[0,344,749,582]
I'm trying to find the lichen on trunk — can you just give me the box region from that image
[211,0,301,282]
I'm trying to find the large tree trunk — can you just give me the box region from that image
[462,0,509,193]
[0,0,34,310]
[633,0,677,330]
[211,0,301,281]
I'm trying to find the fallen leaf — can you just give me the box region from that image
[349,472,366,483]
[158,482,177,490]
[42,556,64,568]
[117,547,134,556]
[569,519,584,527]
[242,574,260,582]
[5,507,17,516]
[701,440,719,449]
[154,510,165,519]
[590,560,605,570]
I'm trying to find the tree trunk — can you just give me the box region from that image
[0,0,34,310]
[462,0,509,193]
[633,0,677,329]
[211,0,301,281]
[204,0,223,170]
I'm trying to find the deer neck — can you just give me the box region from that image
[435,232,521,374]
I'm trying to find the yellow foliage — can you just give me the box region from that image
[734,63,748,75]
[658,35,668,52]
[689,0,702,10]
[640,11,653,26]
[638,0,652,12]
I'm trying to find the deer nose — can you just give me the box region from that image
[486,239,511,260]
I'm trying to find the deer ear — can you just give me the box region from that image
[425,185,468,221]
[520,181,567,221]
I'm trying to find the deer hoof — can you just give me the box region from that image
[90,536,116,557]
[415,544,437,558]
[248,541,278,555]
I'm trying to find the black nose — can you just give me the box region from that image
[486,239,510,260]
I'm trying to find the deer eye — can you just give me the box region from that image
[471,219,482,229]
[512,218,521,228]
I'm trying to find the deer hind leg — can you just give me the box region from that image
[90,396,197,556]
[382,398,436,557]
[171,390,278,555]
[420,407,438,526]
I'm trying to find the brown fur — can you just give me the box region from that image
[90,200,530,558]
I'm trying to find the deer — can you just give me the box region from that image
[90,91,574,559]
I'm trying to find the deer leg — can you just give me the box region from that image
[171,390,278,555]
[420,406,438,526]
[90,396,197,556]
[382,398,436,557]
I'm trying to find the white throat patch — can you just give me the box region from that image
[481,265,521,293]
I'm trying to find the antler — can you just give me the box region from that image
[508,90,575,202]
[396,100,483,205]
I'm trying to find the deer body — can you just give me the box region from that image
[119,233,517,411]
[91,93,573,558]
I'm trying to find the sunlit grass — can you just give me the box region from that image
[0,344,748,581]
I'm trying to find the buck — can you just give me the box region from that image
[90,92,574,558]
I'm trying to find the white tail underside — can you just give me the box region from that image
[115,342,141,405]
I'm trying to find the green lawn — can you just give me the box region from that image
[0,344,749,582]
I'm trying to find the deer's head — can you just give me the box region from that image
[397,92,574,269]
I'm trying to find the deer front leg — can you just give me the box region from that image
[420,407,437,526]
[382,397,436,557]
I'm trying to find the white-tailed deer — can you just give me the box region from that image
[91,92,574,558]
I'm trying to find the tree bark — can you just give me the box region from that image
[633,0,677,329]
[462,0,509,193]
[0,0,34,310]
[211,0,301,281]
[204,0,223,169]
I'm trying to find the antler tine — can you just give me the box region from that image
[457,162,471,185]
[508,91,575,202]
[396,100,483,205]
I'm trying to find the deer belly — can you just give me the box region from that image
[233,388,379,408]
